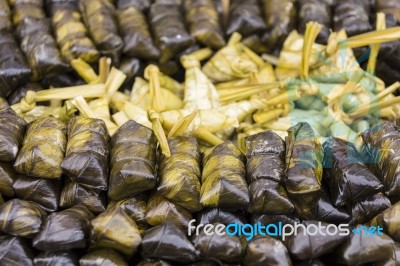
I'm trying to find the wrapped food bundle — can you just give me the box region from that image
[333,0,372,36]
[0,163,16,197]
[198,208,247,226]
[0,108,26,162]
[137,259,171,266]
[80,249,128,266]
[0,235,35,265]
[34,251,79,266]
[14,116,67,179]
[0,0,11,31]
[243,236,292,266]
[369,202,400,242]
[116,0,151,12]
[350,192,391,225]
[7,83,43,105]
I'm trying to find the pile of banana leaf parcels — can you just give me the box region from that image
[1,0,400,265]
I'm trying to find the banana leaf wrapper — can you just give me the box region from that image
[295,259,326,266]
[226,0,266,37]
[13,175,61,212]
[34,251,79,266]
[109,120,157,200]
[90,205,142,257]
[192,223,243,263]
[14,116,67,179]
[376,0,400,21]
[243,236,292,266]
[80,249,128,266]
[0,97,8,110]
[285,122,323,220]
[314,191,350,224]
[0,0,11,31]
[62,116,109,189]
[252,214,300,227]
[333,0,372,37]
[333,225,395,265]
[158,136,202,212]
[141,222,198,264]
[0,164,17,198]
[198,208,247,226]
[242,34,268,54]
[48,0,99,63]
[33,204,94,251]
[108,196,148,232]
[323,137,383,207]
[7,83,43,105]
[0,108,26,162]
[116,0,151,11]
[0,30,32,97]
[119,57,144,90]
[145,194,192,232]
[183,0,225,49]
[201,141,249,211]
[137,259,172,266]
[117,6,159,60]
[79,0,123,64]
[60,180,107,214]
[368,201,400,242]
[261,0,296,54]
[0,235,34,266]
[374,243,400,266]
[361,122,400,196]
[0,199,46,237]
[350,192,391,225]
[149,2,194,64]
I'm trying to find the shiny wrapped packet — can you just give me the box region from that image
[158,136,201,212]
[14,116,66,179]
[108,196,148,232]
[350,192,391,225]
[314,191,350,224]
[137,259,172,266]
[0,235,34,265]
[0,199,46,237]
[34,251,79,266]
[198,208,247,226]
[116,0,151,12]
[243,236,292,266]
[109,120,157,200]
[33,204,94,251]
[80,249,128,266]
[0,0,11,31]
[0,163,16,197]
[333,0,372,36]
[368,202,400,242]
[201,141,249,211]
[62,116,109,190]
[7,83,43,105]
[0,108,26,162]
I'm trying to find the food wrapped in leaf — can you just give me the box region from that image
[48,0,99,63]
[314,191,350,224]
[90,205,142,257]
[369,202,400,242]
[201,141,249,211]
[34,251,79,266]
[285,122,323,220]
[0,235,34,265]
[333,0,372,36]
[0,0,11,31]
[183,0,225,49]
[14,116,67,179]
[376,0,400,21]
[252,213,300,227]
[116,0,151,12]
[33,204,94,251]
[149,1,194,63]
[323,137,383,207]
[119,57,144,90]
[375,243,400,266]
[243,236,292,266]
[108,196,148,232]
[7,83,43,105]
[0,30,32,97]
[0,199,46,237]
[198,208,247,226]
[62,116,109,189]
[137,259,172,266]
[80,249,128,266]
[109,120,157,200]
[351,192,391,225]
[60,180,107,214]
[145,194,192,232]
[117,6,159,60]
[158,136,201,212]
[13,175,61,212]
[0,163,14,197]
[141,222,198,264]
[0,97,8,110]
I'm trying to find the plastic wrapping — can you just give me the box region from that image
[14,116,67,179]
[80,249,128,266]
[0,163,15,197]
[0,0,11,31]
[369,202,400,242]
[141,222,198,264]
[333,0,372,36]
[350,192,391,225]
[243,236,292,266]
[108,196,148,232]
[158,136,201,212]
[109,120,157,200]
[90,205,142,257]
[62,116,109,189]
[33,204,94,251]
[0,199,46,237]
[201,141,249,211]
[198,208,247,226]
[0,235,34,266]
[183,0,225,49]
[34,251,79,266]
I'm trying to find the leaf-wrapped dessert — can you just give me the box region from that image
[368,202,400,242]
[0,235,34,266]
[109,120,157,200]
[33,204,94,251]
[314,191,350,224]
[80,249,128,266]
[34,251,79,266]
[201,141,249,211]
[137,259,172,266]
[158,136,201,212]
[0,163,16,197]
[0,108,26,162]
[0,0,11,31]
[0,199,46,237]
[333,0,372,36]
[14,116,67,179]
[350,192,391,225]
[198,208,247,225]
[62,116,109,190]
[7,83,43,106]
[243,236,292,266]
[116,0,151,12]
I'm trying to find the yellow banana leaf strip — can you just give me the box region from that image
[333,0,373,36]
[79,0,123,64]
[80,249,128,266]
[183,0,225,49]
[141,222,198,264]
[0,0,11,31]
[149,1,194,63]
[350,192,391,225]
[14,116,67,179]
[90,205,142,257]
[60,180,107,214]
[0,109,26,162]
[0,199,46,237]
[0,163,15,197]
[13,175,61,212]
[116,0,151,11]
[32,204,94,251]
[201,141,249,211]
[7,83,43,105]
[198,208,247,226]
[117,6,160,60]
[243,236,292,266]
[158,136,202,212]
[137,259,172,266]
[62,116,109,189]
[48,0,99,63]
[34,251,79,266]
[11,0,68,81]
[109,120,157,200]
[108,196,148,232]
[0,31,32,97]
[369,202,400,242]
[0,235,34,266]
